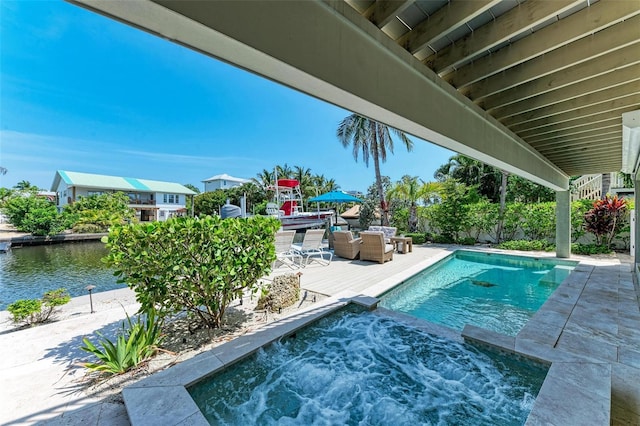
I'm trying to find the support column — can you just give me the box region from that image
[556,190,571,258]
[634,174,640,266]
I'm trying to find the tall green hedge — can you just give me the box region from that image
[103,215,281,328]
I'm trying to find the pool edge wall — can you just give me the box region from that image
[122,292,377,426]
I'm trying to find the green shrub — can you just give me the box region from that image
[457,237,477,246]
[571,243,613,255]
[497,240,553,251]
[521,202,555,241]
[7,288,71,326]
[81,311,163,375]
[7,299,42,324]
[432,234,456,244]
[104,215,281,328]
[404,232,427,244]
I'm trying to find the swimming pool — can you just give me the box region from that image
[380,250,577,336]
[188,308,547,425]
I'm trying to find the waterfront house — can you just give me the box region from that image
[202,173,250,192]
[50,170,196,222]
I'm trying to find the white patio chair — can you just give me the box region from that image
[292,229,333,266]
[273,230,302,269]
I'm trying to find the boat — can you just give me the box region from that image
[0,242,11,253]
[266,178,334,230]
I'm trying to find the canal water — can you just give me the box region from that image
[0,242,124,310]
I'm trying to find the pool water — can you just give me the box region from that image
[0,242,123,309]
[380,250,577,336]
[189,309,547,425]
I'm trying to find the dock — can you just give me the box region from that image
[0,232,107,247]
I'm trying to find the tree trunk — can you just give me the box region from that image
[495,171,509,243]
[373,145,388,226]
[409,203,418,232]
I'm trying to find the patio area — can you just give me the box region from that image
[1,245,639,424]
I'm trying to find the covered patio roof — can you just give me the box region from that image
[69,0,640,190]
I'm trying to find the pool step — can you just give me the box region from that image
[538,265,574,287]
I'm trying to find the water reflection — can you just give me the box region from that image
[0,242,124,309]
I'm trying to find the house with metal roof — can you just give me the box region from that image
[202,173,250,192]
[51,170,196,222]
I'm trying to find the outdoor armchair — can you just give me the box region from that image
[332,231,361,260]
[359,231,394,264]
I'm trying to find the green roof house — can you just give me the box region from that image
[51,170,196,222]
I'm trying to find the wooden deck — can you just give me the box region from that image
[269,244,457,297]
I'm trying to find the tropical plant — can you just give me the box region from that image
[387,176,441,232]
[81,310,163,375]
[103,215,280,328]
[507,175,555,203]
[434,154,502,202]
[337,114,413,226]
[404,232,428,244]
[571,243,613,255]
[520,202,556,241]
[464,200,500,242]
[425,179,479,242]
[571,199,593,242]
[13,180,38,191]
[2,192,66,235]
[583,195,628,249]
[497,240,553,251]
[193,190,228,216]
[7,288,71,326]
[63,192,135,232]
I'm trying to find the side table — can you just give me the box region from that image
[390,236,413,253]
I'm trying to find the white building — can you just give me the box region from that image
[51,170,196,222]
[202,173,250,192]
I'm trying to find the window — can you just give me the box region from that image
[88,191,104,196]
[162,194,180,204]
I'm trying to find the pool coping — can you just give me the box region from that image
[122,250,612,425]
[122,292,379,425]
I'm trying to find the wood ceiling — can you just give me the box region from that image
[347,0,640,176]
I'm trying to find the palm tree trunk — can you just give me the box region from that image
[495,171,509,242]
[409,203,417,232]
[372,138,388,226]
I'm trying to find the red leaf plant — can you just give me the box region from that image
[583,195,627,249]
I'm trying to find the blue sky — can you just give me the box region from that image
[0,1,454,193]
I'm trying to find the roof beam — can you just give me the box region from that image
[364,0,413,28]
[510,94,640,134]
[528,123,622,145]
[502,84,640,128]
[547,144,620,163]
[482,45,640,111]
[491,64,640,119]
[451,0,640,89]
[424,0,583,75]
[69,0,569,190]
[397,0,500,53]
[467,16,640,101]
[554,153,621,169]
[536,138,622,157]
[518,114,628,140]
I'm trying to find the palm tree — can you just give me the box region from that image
[434,154,502,203]
[388,176,441,232]
[14,180,37,191]
[337,114,413,226]
[252,169,274,188]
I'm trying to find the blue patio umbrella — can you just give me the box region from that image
[308,191,363,203]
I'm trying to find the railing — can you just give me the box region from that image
[128,199,156,205]
[571,174,602,202]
